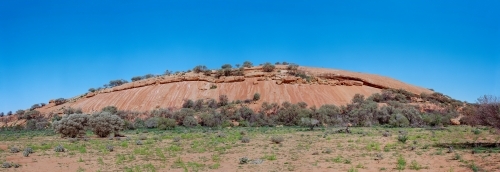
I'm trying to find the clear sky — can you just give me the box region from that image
[0,0,499,113]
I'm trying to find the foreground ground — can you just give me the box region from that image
[1,126,499,172]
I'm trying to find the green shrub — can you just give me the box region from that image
[389,114,410,127]
[398,134,408,144]
[262,62,275,72]
[396,155,406,170]
[158,118,176,130]
[241,136,250,143]
[101,106,118,114]
[193,65,208,73]
[271,136,284,144]
[10,147,19,153]
[183,116,198,127]
[53,114,89,138]
[89,112,124,138]
[253,93,260,101]
[218,95,229,107]
[243,61,253,68]
[145,117,159,128]
[54,145,65,152]
[201,112,225,127]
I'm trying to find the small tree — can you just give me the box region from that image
[54,98,67,105]
[219,95,229,107]
[243,61,253,68]
[253,93,261,101]
[182,99,194,109]
[0,112,4,117]
[89,112,124,137]
[301,117,320,130]
[262,62,275,72]
[221,64,232,69]
[15,109,25,116]
[193,65,208,73]
[7,111,12,116]
[88,88,96,92]
[183,116,198,127]
[131,76,143,82]
[30,104,41,110]
[53,114,89,138]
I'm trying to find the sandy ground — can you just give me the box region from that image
[1,126,498,172]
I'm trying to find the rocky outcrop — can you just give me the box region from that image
[244,72,266,78]
[224,76,245,83]
[282,76,299,84]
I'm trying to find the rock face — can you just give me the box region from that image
[37,66,432,114]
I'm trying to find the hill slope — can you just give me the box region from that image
[38,65,431,114]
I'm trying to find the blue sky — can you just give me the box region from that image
[0,0,499,113]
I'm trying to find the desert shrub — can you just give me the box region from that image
[243,61,253,68]
[131,76,142,82]
[10,147,20,153]
[21,110,41,120]
[158,117,177,130]
[173,108,195,123]
[54,145,65,152]
[183,116,198,127]
[30,104,41,110]
[182,99,194,108]
[88,88,96,92]
[133,118,145,128]
[193,65,208,73]
[25,119,37,130]
[241,136,250,143]
[316,104,342,126]
[253,93,261,101]
[54,98,67,105]
[23,150,30,157]
[398,134,408,144]
[207,99,218,108]
[301,117,320,130]
[2,162,11,168]
[237,106,255,121]
[136,140,143,145]
[201,112,225,127]
[63,107,83,115]
[101,106,118,114]
[106,145,114,152]
[389,114,410,127]
[106,79,128,88]
[173,137,181,142]
[271,136,284,144]
[194,99,204,111]
[145,117,159,128]
[89,112,124,137]
[15,110,25,116]
[7,111,12,116]
[243,99,252,104]
[210,84,217,89]
[218,95,229,107]
[262,62,275,72]
[150,108,173,118]
[0,112,3,117]
[53,114,89,138]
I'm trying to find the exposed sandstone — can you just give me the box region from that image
[224,76,245,83]
[282,76,298,83]
[244,72,266,78]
